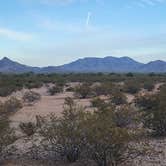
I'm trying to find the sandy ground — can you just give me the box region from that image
[139,82,164,96]
[8,82,164,127]
[9,85,91,128]
[0,82,166,166]
[124,82,164,104]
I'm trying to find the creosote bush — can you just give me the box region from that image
[110,90,127,105]
[135,85,166,136]
[3,97,22,114]
[40,97,86,163]
[0,117,16,155]
[19,122,37,136]
[92,82,114,96]
[74,83,92,99]
[124,81,141,94]
[23,91,41,103]
[40,98,143,166]
[91,97,106,108]
[143,82,154,91]
[48,85,64,96]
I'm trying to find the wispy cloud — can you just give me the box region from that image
[39,0,75,5]
[132,0,166,8]
[86,12,92,27]
[24,0,93,5]
[0,28,33,41]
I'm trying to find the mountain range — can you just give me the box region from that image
[0,56,166,73]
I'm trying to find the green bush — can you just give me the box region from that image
[0,117,16,154]
[91,97,106,108]
[48,85,64,95]
[143,82,154,91]
[136,85,166,136]
[124,81,141,94]
[40,98,139,166]
[74,83,92,99]
[110,90,127,105]
[92,83,114,96]
[23,91,41,103]
[19,122,37,136]
[3,97,22,114]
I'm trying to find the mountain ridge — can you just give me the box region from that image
[0,56,166,73]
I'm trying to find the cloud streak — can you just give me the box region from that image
[133,0,166,7]
[86,12,92,27]
[0,28,33,41]
[25,0,93,5]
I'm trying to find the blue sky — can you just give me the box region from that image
[0,0,166,66]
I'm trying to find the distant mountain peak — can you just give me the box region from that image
[0,56,165,73]
[149,60,165,64]
[1,57,11,62]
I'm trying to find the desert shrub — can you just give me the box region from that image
[110,90,127,105]
[136,85,166,136]
[23,91,41,103]
[124,81,141,94]
[0,87,13,97]
[113,105,138,128]
[40,98,87,163]
[66,86,74,92]
[19,122,37,136]
[92,83,114,96]
[135,95,157,110]
[0,117,16,155]
[126,73,134,77]
[40,98,139,166]
[74,83,92,99]
[3,97,22,114]
[84,107,131,166]
[55,79,66,87]
[24,81,43,89]
[91,97,106,108]
[48,85,63,96]
[143,82,154,91]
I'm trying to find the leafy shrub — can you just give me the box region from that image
[66,86,74,92]
[23,91,41,103]
[19,122,36,136]
[48,85,63,95]
[0,117,16,154]
[74,83,92,99]
[136,85,166,136]
[84,107,131,166]
[91,97,111,109]
[110,90,127,105]
[40,98,86,163]
[126,72,134,77]
[25,81,43,89]
[3,97,22,114]
[0,86,16,97]
[40,98,138,166]
[92,83,113,96]
[143,82,154,91]
[124,81,141,94]
[114,105,138,128]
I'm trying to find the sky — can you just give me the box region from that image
[0,0,166,66]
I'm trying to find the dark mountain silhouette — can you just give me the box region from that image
[140,60,166,73]
[0,57,41,73]
[57,56,143,73]
[0,56,165,73]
